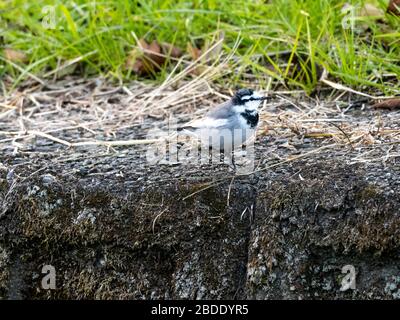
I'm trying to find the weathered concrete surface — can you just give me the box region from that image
[0,81,399,299]
[0,138,399,299]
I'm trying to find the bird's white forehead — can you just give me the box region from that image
[241,91,262,100]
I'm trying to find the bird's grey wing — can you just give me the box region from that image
[205,100,235,119]
[182,117,230,131]
[178,100,234,132]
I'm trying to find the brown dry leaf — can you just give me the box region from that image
[125,48,144,75]
[3,48,28,63]
[125,39,148,75]
[125,39,184,76]
[372,98,400,110]
[187,43,202,61]
[147,40,164,66]
[187,43,204,75]
[125,38,167,76]
[160,43,183,59]
[387,0,400,15]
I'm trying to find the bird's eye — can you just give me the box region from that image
[243,97,257,102]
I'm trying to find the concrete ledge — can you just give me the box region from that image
[1,151,399,299]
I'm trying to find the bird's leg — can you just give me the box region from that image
[231,152,237,172]
[227,150,237,172]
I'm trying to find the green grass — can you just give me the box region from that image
[0,0,399,95]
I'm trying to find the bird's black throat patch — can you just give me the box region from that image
[241,110,259,128]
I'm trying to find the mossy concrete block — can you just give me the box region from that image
[0,154,399,299]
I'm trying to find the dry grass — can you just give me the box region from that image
[1,48,400,178]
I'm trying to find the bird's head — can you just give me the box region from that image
[232,88,269,111]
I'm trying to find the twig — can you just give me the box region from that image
[226,175,236,206]
[322,79,393,100]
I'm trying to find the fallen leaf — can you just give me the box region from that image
[187,43,202,61]
[372,98,400,110]
[160,43,183,58]
[387,0,400,15]
[137,38,148,50]
[146,40,164,66]
[186,43,204,75]
[128,56,145,75]
[3,48,28,63]
[125,38,166,76]
[125,39,184,76]
[125,47,144,75]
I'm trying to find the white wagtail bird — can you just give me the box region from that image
[178,89,270,170]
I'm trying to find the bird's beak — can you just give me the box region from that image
[258,96,270,101]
